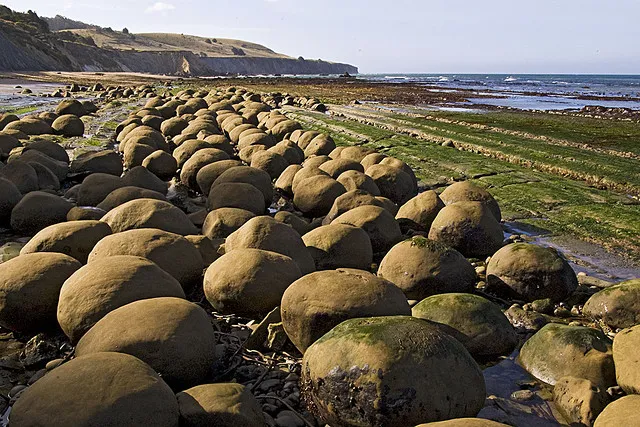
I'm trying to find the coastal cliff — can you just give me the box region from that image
[0,7,358,76]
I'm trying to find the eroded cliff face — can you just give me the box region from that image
[0,21,358,76]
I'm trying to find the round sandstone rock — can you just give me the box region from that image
[0,253,81,333]
[396,190,445,232]
[101,199,198,235]
[9,352,179,427]
[440,181,502,222]
[202,208,255,239]
[76,297,216,389]
[583,279,640,329]
[281,269,410,352]
[612,324,640,395]
[378,236,476,300]
[57,255,185,342]
[10,191,73,235]
[302,224,373,271]
[332,205,401,253]
[293,175,347,218]
[486,243,578,303]
[204,249,301,316]
[88,228,204,289]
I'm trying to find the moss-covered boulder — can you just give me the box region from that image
[366,163,417,205]
[302,316,486,426]
[89,228,204,290]
[176,383,265,427]
[396,190,445,232]
[0,253,81,333]
[583,279,640,329]
[10,191,73,235]
[4,118,52,135]
[612,324,640,394]
[204,248,301,317]
[518,323,615,387]
[202,208,255,239]
[282,269,410,353]
[593,395,640,427]
[57,255,185,342]
[486,243,578,302]
[440,181,502,222]
[378,236,476,300]
[302,224,373,271]
[51,114,84,137]
[101,199,198,235]
[412,293,517,357]
[226,216,315,275]
[20,220,112,263]
[76,297,216,390]
[428,201,503,258]
[332,205,401,253]
[9,352,179,427]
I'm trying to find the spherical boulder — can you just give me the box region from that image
[583,279,640,329]
[202,208,255,239]
[319,158,364,179]
[10,191,73,235]
[302,224,373,271]
[412,293,517,357]
[77,173,125,206]
[211,166,274,206]
[1,160,38,193]
[336,169,380,195]
[293,175,346,218]
[250,150,288,180]
[76,297,216,389]
[378,236,476,300]
[440,181,502,222]
[519,323,615,387]
[55,99,84,116]
[0,253,81,333]
[20,220,112,263]
[123,142,156,169]
[366,163,417,205]
[281,269,410,353]
[302,316,486,426]
[332,205,401,253]
[226,216,315,275]
[206,182,266,215]
[323,189,389,224]
[9,352,180,427]
[176,383,265,427]
[180,148,230,190]
[428,201,503,258]
[89,228,204,289]
[0,177,21,225]
[57,255,185,342]
[416,420,510,427]
[274,164,302,195]
[204,249,301,317]
[66,206,106,221]
[18,149,68,181]
[594,395,640,427]
[70,150,123,176]
[96,186,167,212]
[196,160,243,196]
[51,114,84,137]
[142,150,178,181]
[122,166,168,195]
[486,243,578,302]
[612,324,640,395]
[396,190,445,232]
[101,199,198,235]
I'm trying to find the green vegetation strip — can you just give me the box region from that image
[287,109,640,261]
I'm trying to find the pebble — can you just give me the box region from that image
[511,390,535,401]
[554,307,571,318]
[45,358,65,371]
[259,379,282,391]
[9,385,26,397]
[475,266,486,275]
[27,369,47,385]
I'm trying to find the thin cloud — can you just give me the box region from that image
[145,2,176,13]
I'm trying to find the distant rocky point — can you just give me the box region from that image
[0,6,358,76]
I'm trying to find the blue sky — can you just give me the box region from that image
[3,0,640,74]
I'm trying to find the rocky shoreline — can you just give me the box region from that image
[0,78,639,427]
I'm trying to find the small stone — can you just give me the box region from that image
[531,298,554,315]
[262,404,279,414]
[554,307,571,318]
[45,358,64,370]
[571,305,581,316]
[510,390,535,401]
[259,379,282,392]
[475,265,486,275]
[20,334,60,367]
[9,385,26,397]
[266,322,289,351]
[28,368,47,385]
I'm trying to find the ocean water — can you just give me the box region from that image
[360,74,640,110]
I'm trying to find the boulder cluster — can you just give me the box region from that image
[1,85,638,427]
